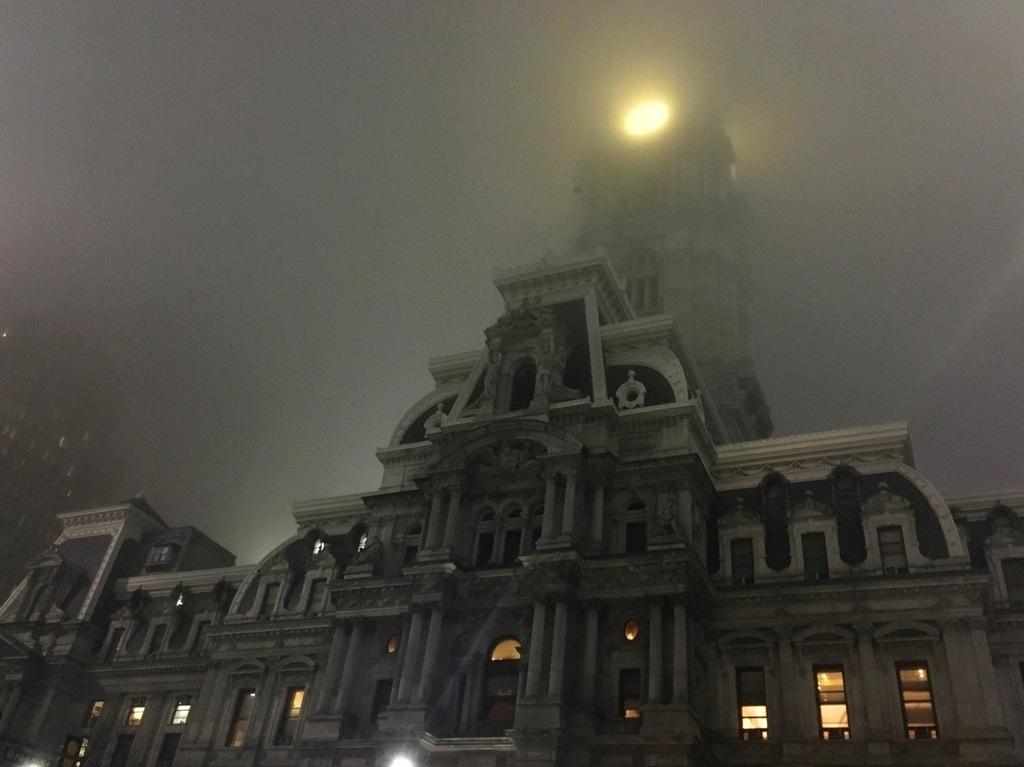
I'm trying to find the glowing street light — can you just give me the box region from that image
[624,100,670,137]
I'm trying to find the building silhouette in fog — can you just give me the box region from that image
[0,322,120,601]
[1,112,1023,767]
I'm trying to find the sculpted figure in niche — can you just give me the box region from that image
[615,370,647,410]
[656,496,680,536]
[469,351,503,409]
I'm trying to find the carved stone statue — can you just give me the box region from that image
[656,496,680,536]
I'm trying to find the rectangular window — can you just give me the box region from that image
[261,583,281,615]
[402,544,418,565]
[125,698,146,727]
[731,538,755,584]
[736,667,768,740]
[501,529,522,563]
[619,668,642,719]
[193,620,211,651]
[371,678,394,722]
[815,667,850,739]
[897,663,938,739]
[149,623,167,654]
[1002,558,1024,606]
[307,578,328,615]
[169,695,192,725]
[109,734,134,767]
[106,627,125,661]
[475,532,495,565]
[878,526,909,573]
[802,533,829,580]
[624,521,647,553]
[226,689,257,747]
[83,699,104,727]
[57,735,88,767]
[275,687,304,746]
[153,733,181,767]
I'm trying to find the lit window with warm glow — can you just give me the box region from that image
[624,619,640,642]
[490,638,522,661]
[737,667,768,739]
[815,667,850,739]
[619,668,642,719]
[897,663,938,739]
[624,101,670,137]
[275,687,305,746]
[386,634,400,654]
[169,696,192,725]
[125,698,146,727]
[226,689,256,747]
[83,699,104,727]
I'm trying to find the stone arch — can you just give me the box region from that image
[424,420,584,475]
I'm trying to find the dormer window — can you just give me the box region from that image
[146,543,179,570]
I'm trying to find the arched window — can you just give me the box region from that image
[500,508,525,563]
[402,524,422,566]
[474,509,498,566]
[832,468,867,565]
[762,477,791,571]
[481,637,521,730]
[509,364,536,411]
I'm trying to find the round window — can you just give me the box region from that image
[624,619,640,642]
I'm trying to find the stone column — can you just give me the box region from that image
[672,601,688,703]
[942,619,983,728]
[648,601,664,703]
[589,482,606,550]
[560,471,578,539]
[441,487,463,551]
[970,620,1006,726]
[389,620,410,705]
[776,629,801,737]
[316,625,350,712]
[853,623,884,736]
[333,621,364,715]
[525,601,548,699]
[415,607,444,704]
[547,600,569,699]
[540,474,558,542]
[424,492,445,550]
[396,609,425,702]
[582,603,600,706]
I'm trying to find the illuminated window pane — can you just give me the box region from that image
[226,689,256,747]
[897,664,938,738]
[125,698,146,727]
[386,634,400,654]
[815,667,849,739]
[878,526,908,573]
[169,696,192,725]
[619,668,642,719]
[490,638,522,661]
[623,619,640,642]
[83,699,104,727]
[737,667,768,739]
[275,687,304,746]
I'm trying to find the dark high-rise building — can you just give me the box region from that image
[0,321,120,599]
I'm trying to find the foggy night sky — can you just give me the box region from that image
[1,2,1022,564]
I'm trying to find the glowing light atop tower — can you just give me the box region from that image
[624,101,670,136]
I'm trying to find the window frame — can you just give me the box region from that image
[814,665,850,740]
[896,662,939,739]
[736,666,768,740]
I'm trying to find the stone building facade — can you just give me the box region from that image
[1,118,1023,767]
